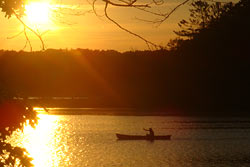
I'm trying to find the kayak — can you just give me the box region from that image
[116,133,171,140]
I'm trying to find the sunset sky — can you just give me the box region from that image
[0,0,190,51]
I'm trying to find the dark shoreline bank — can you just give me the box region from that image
[38,107,250,117]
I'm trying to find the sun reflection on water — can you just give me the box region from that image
[11,114,67,167]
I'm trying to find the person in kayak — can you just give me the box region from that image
[143,128,154,137]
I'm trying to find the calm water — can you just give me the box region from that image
[10,113,250,167]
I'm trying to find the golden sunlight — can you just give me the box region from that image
[33,107,47,114]
[22,1,61,36]
[25,2,51,25]
[7,114,64,167]
[21,114,64,167]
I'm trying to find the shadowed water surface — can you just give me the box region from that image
[10,113,250,167]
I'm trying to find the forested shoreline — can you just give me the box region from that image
[0,47,249,115]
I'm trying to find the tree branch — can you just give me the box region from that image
[155,0,191,26]
[103,0,150,8]
[103,1,161,50]
[12,10,45,51]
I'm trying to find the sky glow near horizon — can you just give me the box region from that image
[0,0,190,51]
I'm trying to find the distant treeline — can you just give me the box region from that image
[0,47,249,115]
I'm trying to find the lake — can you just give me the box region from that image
[10,113,250,167]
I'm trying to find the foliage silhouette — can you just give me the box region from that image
[0,92,37,166]
[168,0,250,113]
[0,0,25,18]
[174,0,234,39]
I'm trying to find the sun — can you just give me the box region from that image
[25,2,51,25]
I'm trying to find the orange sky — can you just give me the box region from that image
[0,0,190,51]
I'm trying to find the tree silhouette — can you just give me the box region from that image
[167,37,185,51]
[0,0,25,18]
[167,0,250,113]
[174,0,233,39]
[0,88,38,166]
